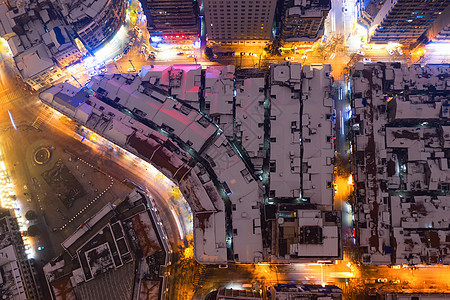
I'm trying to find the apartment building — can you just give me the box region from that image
[203,0,277,45]
[368,0,449,43]
[141,0,199,42]
[280,0,331,42]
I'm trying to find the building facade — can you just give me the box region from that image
[0,209,42,300]
[270,284,343,300]
[203,0,277,45]
[280,0,331,42]
[56,0,127,51]
[140,0,199,43]
[368,0,450,43]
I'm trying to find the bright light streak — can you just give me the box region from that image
[425,42,450,56]
[8,110,17,130]
[151,36,163,43]
[171,208,184,240]
[334,175,354,205]
[347,174,353,185]
[85,25,127,68]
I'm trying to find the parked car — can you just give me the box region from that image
[387,48,394,55]
[185,50,194,54]
[362,58,372,63]
[285,56,295,61]
[113,54,123,61]
[127,68,136,72]
[177,51,184,55]
[397,48,403,55]
[123,46,130,54]
[134,26,142,35]
[357,50,365,56]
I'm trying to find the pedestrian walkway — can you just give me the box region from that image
[32,107,54,130]
[193,265,207,287]
[0,89,23,105]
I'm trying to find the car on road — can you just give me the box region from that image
[387,48,394,55]
[127,68,136,72]
[123,46,130,54]
[362,58,372,63]
[397,48,403,55]
[284,56,295,61]
[113,54,122,61]
[134,26,142,35]
[364,279,376,284]
[147,54,156,60]
[185,50,194,54]
[187,54,196,58]
[376,278,388,283]
[177,51,184,55]
[249,52,257,57]
[357,50,365,56]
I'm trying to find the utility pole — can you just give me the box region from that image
[71,75,82,87]
[128,60,136,71]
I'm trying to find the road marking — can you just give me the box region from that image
[32,108,54,130]
[0,89,23,104]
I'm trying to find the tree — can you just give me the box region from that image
[204,47,214,60]
[264,37,284,56]
[27,225,40,237]
[25,210,37,220]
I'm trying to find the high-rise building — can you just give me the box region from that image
[203,0,277,45]
[140,0,199,43]
[422,4,450,43]
[280,0,331,42]
[367,0,449,43]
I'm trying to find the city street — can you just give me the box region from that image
[0,1,449,298]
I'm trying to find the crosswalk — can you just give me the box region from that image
[0,89,24,105]
[32,107,54,130]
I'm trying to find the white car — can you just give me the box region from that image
[362,58,372,63]
[127,68,136,72]
[387,48,394,55]
[285,56,295,61]
[113,54,122,61]
[357,50,365,56]
[397,48,403,55]
[185,51,194,54]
